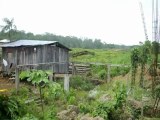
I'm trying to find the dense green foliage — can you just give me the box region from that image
[19,70,52,118]
[131,48,140,86]
[78,82,130,120]
[44,81,63,101]
[0,94,27,119]
[131,41,152,87]
[19,70,51,84]
[139,41,152,87]
[70,75,94,91]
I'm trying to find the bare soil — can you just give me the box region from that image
[0,77,15,91]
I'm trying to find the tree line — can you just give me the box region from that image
[0,18,133,49]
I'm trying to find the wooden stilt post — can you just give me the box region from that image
[49,64,54,81]
[15,49,19,93]
[49,74,53,81]
[107,64,111,82]
[64,74,69,92]
[15,67,19,93]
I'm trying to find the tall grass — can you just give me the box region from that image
[70,48,131,64]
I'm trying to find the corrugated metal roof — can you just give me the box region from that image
[1,40,57,47]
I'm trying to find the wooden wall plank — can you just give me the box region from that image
[2,44,69,74]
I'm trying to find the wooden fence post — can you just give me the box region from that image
[64,74,69,92]
[107,64,111,82]
[72,62,76,75]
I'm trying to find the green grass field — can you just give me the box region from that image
[70,48,131,64]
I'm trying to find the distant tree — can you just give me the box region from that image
[0,18,17,40]
[82,39,93,49]
[94,39,103,49]
[0,22,132,49]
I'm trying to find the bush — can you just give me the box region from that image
[109,107,133,120]
[121,66,130,76]
[89,64,130,79]
[91,65,106,73]
[11,87,30,99]
[70,75,94,91]
[111,66,130,77]
[17,114,38,120]
[92,102,114,120]
[0,94,27,119]
[79,102,92,114]
[65,89,77,105]
[98,69,107,80]
[44,81,63,101]
[43,105,58,120]
[91,82,127,119]
[114,83,127,109]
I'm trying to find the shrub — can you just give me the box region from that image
[114,83,127,109]
[65,89,77,105]
[109,107,133,120]
[92,101,115,120]
[44,81,63,101]
[89,64,130,79]
[70,75,94,91]
[0,94,27,119]
[110,67,120,77]
[17,114,38,120]
[111,66,130,77]
[91,65,106,73]
[11,87,30,99]
[79,102,92,114]
[91,82,127,119]
[43,105,58,120]
[98,69,107,80]
[67,96,76,105]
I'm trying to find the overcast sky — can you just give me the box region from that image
[0,0,154,45]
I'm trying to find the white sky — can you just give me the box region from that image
[0,0,153,45]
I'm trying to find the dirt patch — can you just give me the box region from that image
[0,77,27,93]
[0,77,15,91]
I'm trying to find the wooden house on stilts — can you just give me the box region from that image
[1,40,70,74]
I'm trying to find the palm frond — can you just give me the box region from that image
[3,18,10,25]
[1,26,10,33]
[13,25,17,30]
[0,25,4,28]
[1,18,16,32]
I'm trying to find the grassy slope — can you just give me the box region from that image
[70,48,131,64]
[69,48,159,119]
